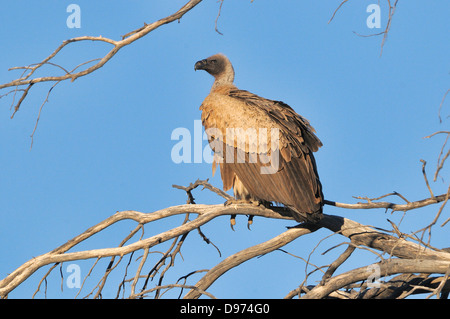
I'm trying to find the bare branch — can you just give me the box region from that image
[1,0,203,134]
[438,88,450,123]
[2,176,449,299]
[215,0,225,35]
[320,244,356,284]
[329,0,399,56]
[0,204,291,298]
[328,0,349,24]
[301,259,450,299]
[184,223,319,299]
[424,131,450,181]
[420,160,435,198]
[137,283,217,299]
[324,192,449,212]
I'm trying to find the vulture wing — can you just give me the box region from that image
[201,85,323,222]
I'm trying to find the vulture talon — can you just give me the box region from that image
[247,215,254,230]
[230,214,236,231]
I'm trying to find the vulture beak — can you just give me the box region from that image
[194,59,207,71]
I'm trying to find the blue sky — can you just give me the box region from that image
[0,1,449,299]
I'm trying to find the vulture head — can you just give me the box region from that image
[195,53,235,85]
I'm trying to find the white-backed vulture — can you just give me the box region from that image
[194,53,323,223]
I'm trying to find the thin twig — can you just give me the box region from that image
[1,0,203,143]
[438,89,450,123]
[215,0,225,35]
[420,160,435,199]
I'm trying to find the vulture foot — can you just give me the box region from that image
[224,199,262,230]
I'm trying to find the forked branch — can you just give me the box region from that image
[1,179,449,299]
[0,0,203,144]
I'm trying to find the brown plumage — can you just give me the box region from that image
[194,53,323,223]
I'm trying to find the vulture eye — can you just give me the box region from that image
[210,59,217,64]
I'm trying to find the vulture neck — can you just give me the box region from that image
[211,64,235,90]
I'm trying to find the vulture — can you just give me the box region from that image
[194,53,323,223]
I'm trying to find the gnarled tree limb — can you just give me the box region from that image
[300,259,450,299]
[0,0,203,146]
[2,179,448,299]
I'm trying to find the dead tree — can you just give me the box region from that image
[1,0,449,299]
[0,176,449,299]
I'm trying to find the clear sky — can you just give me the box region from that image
[0,1,449,299]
